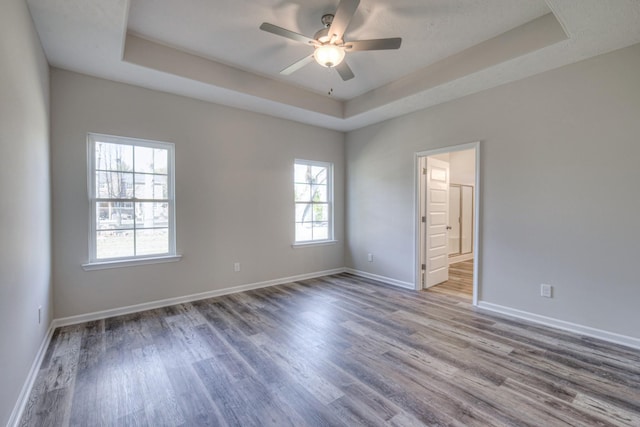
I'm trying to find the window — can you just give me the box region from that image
[294,159,333,243]
[86,133,176,266]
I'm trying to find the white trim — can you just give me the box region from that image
[82,254,182,271]
[7,323,56,427]
[414,141,480,307]
[472,144,480,307]
[291,240,338,248]
[10,268,344,425]
[448,253,474,264]
[9,268,343,425]
[87,133,177,264]
[294,159,334,244]
[478,301,640,351]
[415,141,479,158]
[345,268,415,290]
[53,268,346,327]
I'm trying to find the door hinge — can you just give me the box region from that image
[422,168,427,175]
[421,216,426,223]
[421,263,426,271]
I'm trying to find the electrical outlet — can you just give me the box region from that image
[367,253,373,262]
[38,306,42,324]
[234,262,240,272]
[540,284,552,298]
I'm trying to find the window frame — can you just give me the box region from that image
[84,133,178,269]
[293,159,335,245]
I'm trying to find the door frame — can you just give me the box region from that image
[414,141,481,306]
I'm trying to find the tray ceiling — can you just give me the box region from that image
[26,0,640,131]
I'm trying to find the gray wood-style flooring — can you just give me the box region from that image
[429,260,474,300]
[21,273,640,426]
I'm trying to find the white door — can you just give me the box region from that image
[425,157,450,288]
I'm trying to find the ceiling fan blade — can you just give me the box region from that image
[260,22,316,45]
[345,38,402,51]
[329,0,360,41]
[335,61,355,81]
[280,55,315,75]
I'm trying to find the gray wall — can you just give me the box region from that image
[51,69,345,318]
[0,0,51,424]
[345,43,640,339]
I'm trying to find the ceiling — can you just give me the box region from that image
[26,0,640,131]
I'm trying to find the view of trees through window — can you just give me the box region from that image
[294,160,331,242]
[91,135,173,260]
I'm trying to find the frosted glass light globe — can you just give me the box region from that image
[313,45,346,68]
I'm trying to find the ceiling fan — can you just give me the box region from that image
[260,0,402,81]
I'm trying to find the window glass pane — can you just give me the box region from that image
[136,229,168,256]
[134,174,167,200]
[294,163,310,183]
[134,146,154,173]
[135,202,170,228]
[97,202,110,222]
[312,204,328,222]
[294,160,332,243]
[96,142,133,172]
[96,230,134,259]
[312,222,329,240]
[153,175,168,199]
[96,202,135,231]
[96,202,133,230]
[311,184,327,202]
[295,222,313,242]
[311,166,327,184]
[295,203,312,222]
[96,171,133,199]
[90,134,175,263]
[153,149,168,174]
[134,146,169,175]
[294,183,311,202]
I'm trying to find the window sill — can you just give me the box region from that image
[82,254,182,271]
[291,240,338,248]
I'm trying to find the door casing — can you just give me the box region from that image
[415,141,480,306]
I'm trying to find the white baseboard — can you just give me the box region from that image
[478,301,640,351]
[53,268,346,328]
[449,253,473,264]
[345,268,415,290]
[9,268,347,426]
[13,275,638,426]
[7,323,56,427]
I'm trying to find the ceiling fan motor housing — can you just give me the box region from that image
[259,0,402,81]
[321,14,334,28]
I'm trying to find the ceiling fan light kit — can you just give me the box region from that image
[314,44,346,68]
[260,0,402,81]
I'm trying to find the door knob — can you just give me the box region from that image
[446,226,452,230]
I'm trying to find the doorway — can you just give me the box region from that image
[416,142,479,305]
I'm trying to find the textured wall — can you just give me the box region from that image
[50,69,345,318]
[346,43,640,339]
[0,0,51,424]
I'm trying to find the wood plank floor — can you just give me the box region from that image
[21,274,640,426]
[429,260,474,300]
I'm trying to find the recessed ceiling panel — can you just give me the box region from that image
[127,0,550,99]
[27,0,640,130]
